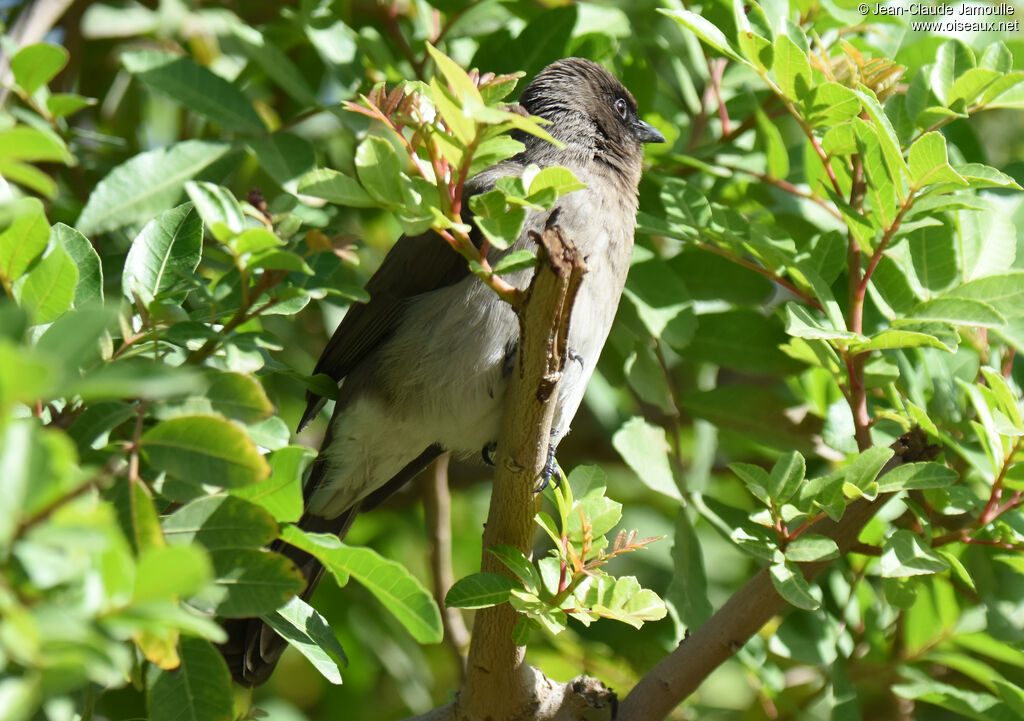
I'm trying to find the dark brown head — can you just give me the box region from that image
[517,58,664,180]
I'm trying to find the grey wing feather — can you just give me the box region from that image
[297,163,520,431]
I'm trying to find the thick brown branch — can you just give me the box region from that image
[618,428,940,721]
[455,222,587,720]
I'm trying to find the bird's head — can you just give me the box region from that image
[517,57,664,178]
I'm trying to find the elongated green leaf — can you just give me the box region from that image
[260,596,347,684]
[183,182,244,236]
[612,417,680,501]
[659,9,748,66]
[140,415,270,488]
[281,526,442,643]
[905,297,1004,327]
[0,198,49,285]
[146,637,233,721]
[355,136,404,205]
[878,462,957,492]
[122,203,202,306]
[770,560,820,609]
[880,530,949,577]
[52,223,103,306]
[248,133,316,194]
[133,546,212,603]
[16,243,77,324]
[231,24,318,106]
[785,535,839,562]
[77,141,230,234]
[0,126,72,164]
[768,451,805,504]
[445,573,519,609]
[123,50,265,133]
[163,495,278,549]
[298,168,376,207]
[774,34,812,100]
[191,548,304,617]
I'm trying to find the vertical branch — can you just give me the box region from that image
[422,453,470,678]
[457,223,587,719]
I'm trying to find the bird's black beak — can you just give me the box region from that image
[633,119,666,144]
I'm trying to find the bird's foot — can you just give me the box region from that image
[534,443,562,493]
[482,441,498,466]
[567,349,584,370]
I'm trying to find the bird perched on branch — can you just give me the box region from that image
[221,56,664,686]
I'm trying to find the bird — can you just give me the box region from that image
[220,56,665,686]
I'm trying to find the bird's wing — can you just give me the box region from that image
[298,166,519,431]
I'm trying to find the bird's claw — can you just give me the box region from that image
[482,441,497,466]
[534,443,561,493]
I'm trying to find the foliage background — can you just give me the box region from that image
[2,0,1024,720]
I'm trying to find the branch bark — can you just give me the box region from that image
[454,221,587,720]
[618,427,940,720]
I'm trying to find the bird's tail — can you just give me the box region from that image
[218,504,358,687]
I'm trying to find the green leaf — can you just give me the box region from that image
[11,43,69,95]
[0,198,49,285]
[16,243,77,323]
[122,203,203,306]
[445,573,519,609]
[248,133,317,194]
[297,168,376,207]
[622,257,695,349]
[877,462,957,492]
[688,310,804,375]
[773,34,812,100]
[133,545,212,602]
[183,181,244,235]
[660,9,748,66]
[355,136,404,206]
[493,250,536,275]
[191,548,304,617]
[470,190,526,251]
[577,575,667,628]
[954,163,1022,191]
[768,451,805,504]
[947,273,1024,319]
[849,325,959,353]
[52,223,103,306]
[729,462,772,506]
[281,526,442,643]
[0,126,72,164]
[163,495,278,549]
[844,446,894,499]
[231,23,319,106]
[140,415,270,488]
[146,637,233,721]
[77,140,231,235]
[880,529,949,577]
[805,82,861,126]
[260,596,348,685]
[770,560,820,609]
[905,297,1004,327]
[489,545,542,592]
[46,93,96,119]
[230,445,311,523]
[785,535,839,562]
[66,359,205,401]
[908,132,967,190]
[612,417,680,501]
[667,509,714,629]
[930,39,976,106]
[122,50,265,133]
[205,371,274,424]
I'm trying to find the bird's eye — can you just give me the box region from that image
[614,98,628,120]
